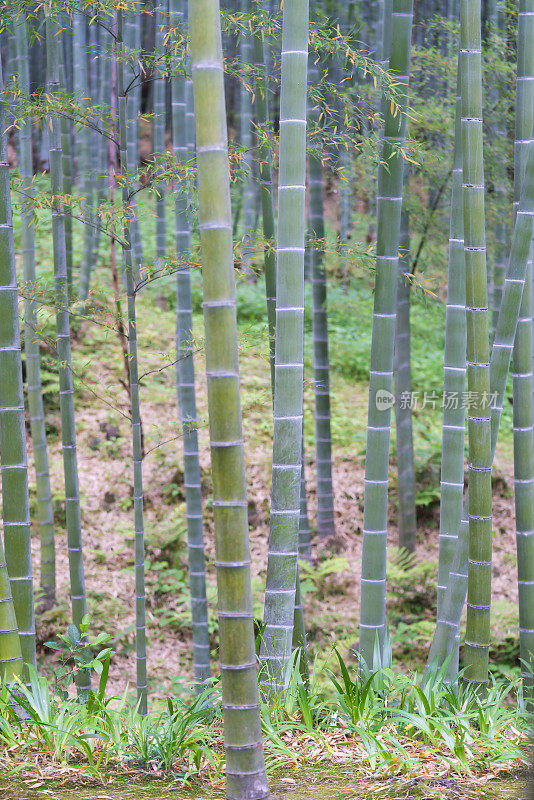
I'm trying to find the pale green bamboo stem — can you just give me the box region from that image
[359,0,413,668]
[154,0,167,259]
[490,5,508,332]
[0,50,36,675]
[427,144,534,677]
[127,3,144,276]
[58,57,73,295]
[461,0,493,689]
[117,9,148,715]
[188,0,270,794]
[394,161,416,554]
[170,0,211,686]
[309,143,335,539]
[339,145,352,274]
[46,10,89,692]
[0,534,22,682]
[252,19,310,647]
[298,441,312,561]
[260,0,309,692]
[239,0,255,272]
[15,14,56,605]
[512,0,534,708]
[90,24,112,276]
[437,63,466,621]
[253,28,276,387]
[74,11,94,301]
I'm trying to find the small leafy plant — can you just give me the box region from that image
[45,615,114,699]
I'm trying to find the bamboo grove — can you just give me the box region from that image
[0,0,532,797]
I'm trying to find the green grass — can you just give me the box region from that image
[0,641,529,783]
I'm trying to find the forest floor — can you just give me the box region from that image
[19,191,521,702]
[0,769,531,800]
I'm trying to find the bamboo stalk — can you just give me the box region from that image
[0,534,22,682]
[45,9,89,691]
[461,0,493,689]
[309,144,336,539]
[239,0,255,273]
[117,8,148,715]
[0,45,36,676]
[394,162,416,554]
[188,0,270,793]
[260,0,309,691]
[253,26,276,388]
[427,142,534,677]
[359,0,413,668]
[512,0,534,708]
[436,63,466,625]
[153,0,167,260]
[15,13,56,606]
[170,0,211,686]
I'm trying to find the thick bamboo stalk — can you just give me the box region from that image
[252,18,310,644]
[298,443,312,561]
[88,23,112,282]
[74,11,94,301]
[436,63,466,622]
[0,48,36,675]
[153,0,167,259]
[170,0,211,687]
[239,0,255,272]
[188,0,270,794]
[512,0,534,708]
[58,46,73,296]
[490,7,508,332]
[127,2,144,275]
[461,0,493,689]
[427,143,534,676]
[309,143,336,539]
[117,9,148,715]
[253,28,276,388]
[45,10,89,691]
[394,162,416,555]
[359,0,413,668]
[260,0,309,691]
[15,14,56,605]
[0,534,22,682]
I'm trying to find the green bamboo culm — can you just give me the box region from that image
[308,53,335,540]
[15,13,56,605]
[169,0,211,687]
[298,444,312,561]
[58,60,73,296]
[188,0,270,794]
[426,143,534,680]
[75,9,95,302]
[489,7,508,332]
[260,0,309,692]
[460,0,493,690]
[436,62,466,630]
[0,534,22,682]
[239,0,255,273]
[84,19,112,293]
[117,8,148,716]
[45,9,89,692]
[394,162,416,554]
[126,1,144,277]
[0,49,36,676]
[253,26,276,389]
[153,0,167,260]
[359,0,413,668]
[512,0,534,709]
